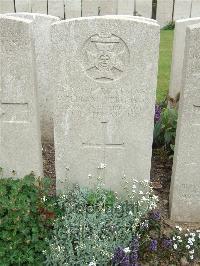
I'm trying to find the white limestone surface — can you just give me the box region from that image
[52,16,160,193]
[170,23,200,222]
[6,12,60,143]
[169,17,200,100]
[0,16,43,178]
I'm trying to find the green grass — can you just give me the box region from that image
[156,30,174,103]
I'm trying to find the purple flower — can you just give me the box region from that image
[154,104,162,122]
[149,239,158,252]
[149,210,161,221]
[130,237,139,265]
[112,247,126,264]
[162,238,172,249]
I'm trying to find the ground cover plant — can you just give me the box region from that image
[0,174,57,265]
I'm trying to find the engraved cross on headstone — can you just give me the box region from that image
[0,102,29,123]
[82,121,125,166]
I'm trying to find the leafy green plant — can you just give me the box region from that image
[154,106,178,154]
[44,178,158,265]
[0,174,57,265]
[162,21,175,30]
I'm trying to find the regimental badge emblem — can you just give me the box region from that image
[82,33,130,82]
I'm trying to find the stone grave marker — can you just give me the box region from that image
[31,0,47,14]
[15,0,31,12]
[0,16,43,178]
[0,0,14,13]
[156,0,174,27]
[174,0,192,20]
[48,0,64,18]
[169,18,200,100]
[191,0,200,18]
[52,16,160,193]
[118,0,134,15]
[6,13,60,143]
[65,0,81,19]
[136,0,152,18]
[170,23,200,222]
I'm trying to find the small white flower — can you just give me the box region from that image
[89,262,96,266]
[42,196,46,202]
[172,236,176,241]
[185,234,188,237]
[177,236,181,240]
[189,249,194,254]
[186,245,190,249]
[139,191,143,195]
[98,163,106,169]
[196,230,200,233]
[190,233,195,237]
[175,226,182,232]
[129,211,133,216]
[123,247,131,253]
[173,244,178,250]
[117,205,121,209]
[190,255,194,260]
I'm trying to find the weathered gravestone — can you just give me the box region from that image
[0,16,43,178]
[52,16,160,192]
[82,0,117,16]
[118,0,134,15]
[48,0,64,18]
[15,0,31,12]
[0,0,14,13]
[31,0,48,14]
[156,0,174,27]
[174,0,192,20]
[6,13,60,143]
[65,0,82,19]
[169,18,200,100]
[170,23,200,222]
[136,0,152,18]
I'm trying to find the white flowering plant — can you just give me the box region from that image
[44,177,158,265]
[172,227,200,263]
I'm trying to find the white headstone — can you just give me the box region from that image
[156,0,174,27]
[48,0,64,18]
[82,0,98,16]
[118,0,134,15]
[0,16,43,178]
[136,0,152,18]
[170,23,200,222]
[31,0,47,14]
[191,0,200,18]
[52,16,160,193]
[15,0,31,12]
[174,0,192,20]
[65,0,81,19]
[169,18,200,100]
[6,12,60,143]
[0,0,14,13]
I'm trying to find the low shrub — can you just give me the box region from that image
[44,178,158,265]
[0,174,57,265]
[153,104,178,154]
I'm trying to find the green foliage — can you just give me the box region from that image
[44,179,158,265]
[162,21,175,30]
[0,174,56,265]
[157,30,174,103]
[154,107,178,154]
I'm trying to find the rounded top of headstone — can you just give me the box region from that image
[5,12,60,22]
[53,15,159,28]
[0,14,32,24]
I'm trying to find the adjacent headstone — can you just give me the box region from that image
[65,0,81,19]
[82,0,99,16]
[170,23,200,222]
[31,0,47,14]
[136,0,152,18]
[15,0,31,12]
[52,16,160,193]
[174,0,192,20]
[48,0,64,18]
[0,16,43,178]
[118,0,134,15]
[0,0,14,13]
[6,12,60,143]
[191,0,200,18]
[169,18,200,100]
[156,0,174,27]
